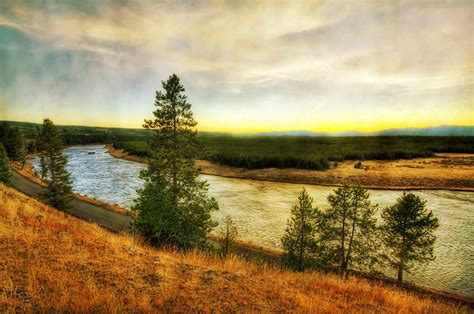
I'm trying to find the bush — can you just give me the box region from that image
[354,161,363,169]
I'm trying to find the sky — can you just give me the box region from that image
[0,0,472,133]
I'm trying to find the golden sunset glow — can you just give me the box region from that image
[0,1,473,132]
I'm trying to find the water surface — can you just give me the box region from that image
[30,145,474,297]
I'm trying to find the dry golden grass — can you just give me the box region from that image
[0,183,468,313]
[197,154,474,192]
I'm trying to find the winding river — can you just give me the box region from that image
[29,145,474,297]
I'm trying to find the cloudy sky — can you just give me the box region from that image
[0,0,472,132]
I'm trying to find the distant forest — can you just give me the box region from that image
[114,136,474,170]
[1,120,473,171]
[1,121,152,146]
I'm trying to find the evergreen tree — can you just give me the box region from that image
[219,215,238,257]
[131,74,218,249]
[0,143,12,185]
[38,119,73,209]
[380,192,439,285]
[281,188,321,271]
[324,184,378,278]
[0,123,25,162]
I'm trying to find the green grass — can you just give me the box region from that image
[113,135,474,170]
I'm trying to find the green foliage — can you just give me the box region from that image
[132,74,218,250]
[113,141,152,158]
[38,119,73,210]
[0,143,12,185]
[218,215,238,257]
[322,184,378,278]
[0,123,25,161]
[1,120,154,147]
[113,135,473,171]
[281,188,322,271]
[380,192,439,284]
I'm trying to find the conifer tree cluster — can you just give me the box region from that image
[0,143,12,185]
[325,185,378,278]
[0,123,26,163]
[282,185,438,284]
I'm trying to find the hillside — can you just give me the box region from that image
[0,183,468,313]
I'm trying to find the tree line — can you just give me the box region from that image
[0,120,73,210]
[281,185,439,285]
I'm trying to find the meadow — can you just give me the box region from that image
[113,135,474,170]
[0,183,469,312]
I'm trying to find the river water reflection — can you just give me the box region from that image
[29,145,474,297]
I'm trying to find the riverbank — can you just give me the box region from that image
[9,156,474,304]
[107,145,474,192]
[1,182,470,312]
[11,161,129,215]
[10,161,282,265]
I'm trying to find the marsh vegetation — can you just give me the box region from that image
[113,135,474,170]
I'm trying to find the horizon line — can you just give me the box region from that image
[1,119,473,135]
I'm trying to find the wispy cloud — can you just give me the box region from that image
[0,0,472,131]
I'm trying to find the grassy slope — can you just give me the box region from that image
[0,183,468,313]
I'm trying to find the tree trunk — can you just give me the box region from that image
[397,259,404,285]
[298,209,305,271]
[398,237,406,286]
[172,104,178,213]
[343,217,357,280]
[340,212,346,278]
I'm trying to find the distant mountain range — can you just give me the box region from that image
[253,126,474,137]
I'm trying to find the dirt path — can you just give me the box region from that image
[10,170,281,263]
[11,171,131,232]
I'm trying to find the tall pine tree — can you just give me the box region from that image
[281,188,321,271]
[0,143,12,185]
[131,74,218,249]
[380,192,439,285]
[39,119,73,209]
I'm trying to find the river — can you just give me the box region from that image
[29,145,474,297]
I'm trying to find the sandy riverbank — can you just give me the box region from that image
[107,145,474,192]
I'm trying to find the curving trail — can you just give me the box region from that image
[11,171,131,232]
